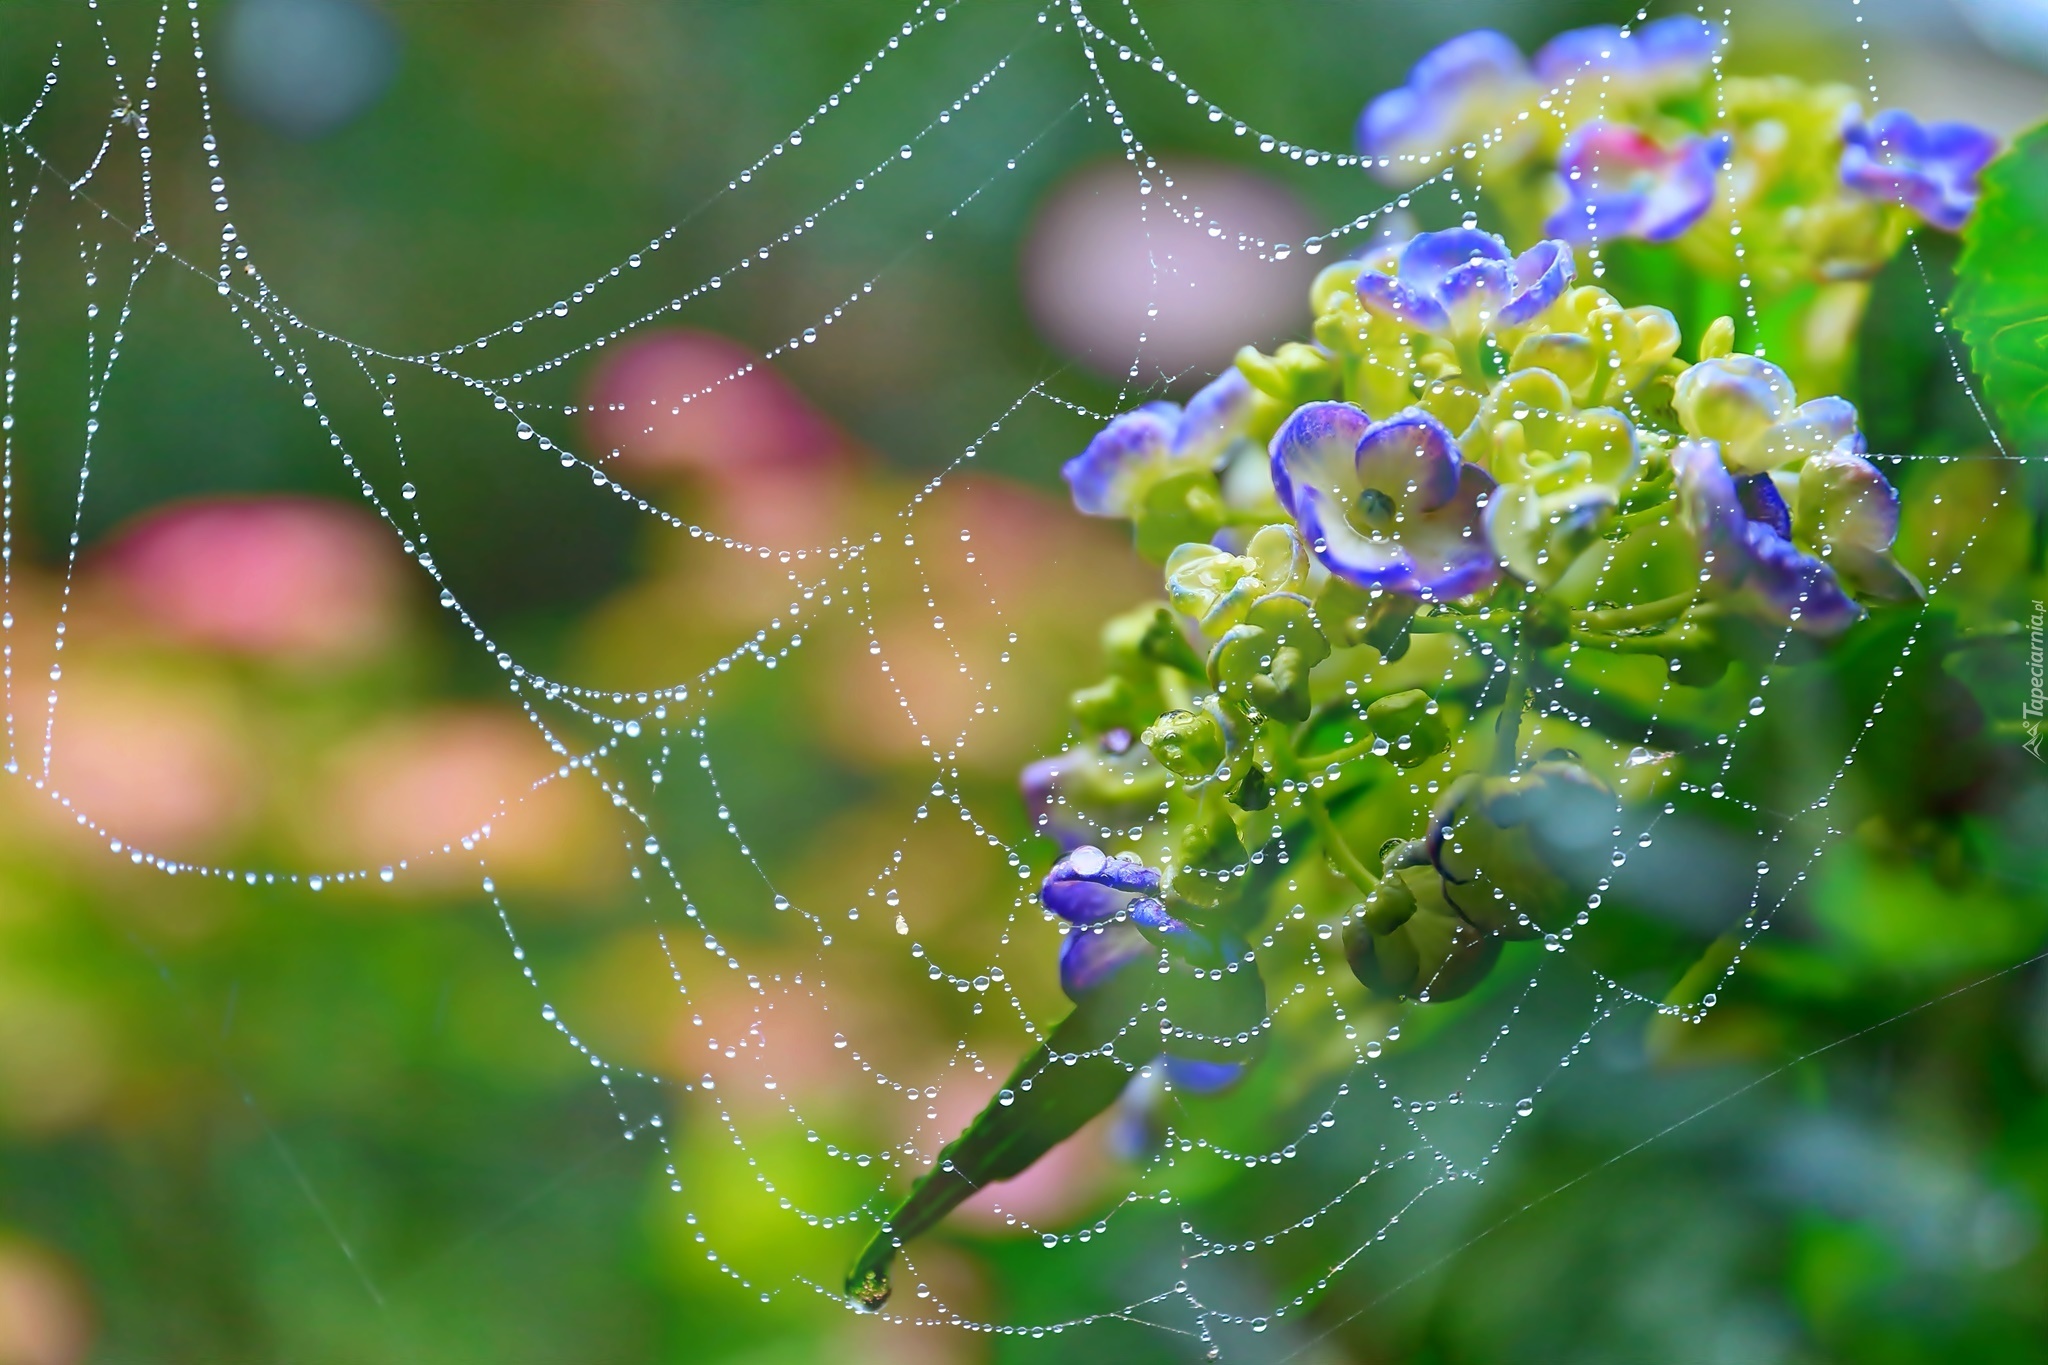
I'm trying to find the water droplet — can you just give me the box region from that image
[1516,1096,1534,1117]
[400,481,416,500]
[1365,1039,1382,1059]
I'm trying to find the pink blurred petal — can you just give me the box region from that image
[96,496,402,662]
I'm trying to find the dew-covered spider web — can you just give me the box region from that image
[0,0,2031,1359]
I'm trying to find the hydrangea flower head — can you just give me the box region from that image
[1270,402,1499,600]
[1841,109,1998,232]
[1354,228,1576,352]
[1533,16,1721,102]
[1547,122,1732,245]
[1357,30,1537,169]
[1672,354,1863,475]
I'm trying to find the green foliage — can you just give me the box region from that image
[1955,122,2048,456]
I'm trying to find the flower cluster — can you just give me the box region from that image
[850,20,2002,1301]
[1356,19,1996,315]
[1039,215,1927,1029]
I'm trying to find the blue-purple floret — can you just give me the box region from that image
[1040,845,1162,924]
[1355,228,1574,340]
[1060,369,1255,519]
[1840,108,1998,232]
[1674,441,1862,636]
[1357,29,1530,163]
[1532,15,1720,95]
[1270,401,1500,601]
[1546,122,1731,245]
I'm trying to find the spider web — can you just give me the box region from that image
[0,0,2026,1359]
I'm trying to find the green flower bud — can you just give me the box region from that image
[1365,688,1450,769]
[1140,707,1228,780]
[1207,592,1330,723]
[1426,761,1613,935]
[1164,524,1310,635]
[1234,341,1340,409]
[1070,676,1142,734]
[1343,865,1501,1002]
[1698,315,1736,361]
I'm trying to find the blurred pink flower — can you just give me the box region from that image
[96,496,403,662]
[307,709,623,895]
[1021,159,1315,382]
[586,329,846,479]
[0,1239,92,1365]
[40,676,254,860]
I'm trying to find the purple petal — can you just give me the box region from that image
[1396,464,1503,600]
[1632,15,1721,86]
[1160,1055,1246,1094]
[1532,24,1629,84]
[1174,368,1256,464]
[1352,408,1462,513]
[1270,401,1375,520]
[1398,227,1514,292]
[1741,524,1865,636]
[1434,257,1519,335]
[1060,923,1151,998]
[1499,239,1576,327]
[1737,474,1792,540]
[1673,439,1748,592]
[1052,845,1162,894]
[1127,897,1190,934]
[1633,134,1730,241]
[1061,404,1178,517]
[1534,17,1718,94]
[1041,877,1126,925]
[1021,753,1090,850]
[1355,271,1452,335]
[1842,109,1999,232]
[1359,30,1529,160]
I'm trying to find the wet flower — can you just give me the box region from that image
[1547,122,1732,245]
[1041,844,1163,924]
[1533,16,1721,102]
[1355,229,1575,358]
[1674,439,1863,635]
[1463,367,1639,492]
[1841,108,1998,232]
[1508,286,1682,405]
[1058,898,1189,999]
[1061,369,1255,518]
[1672,354,1862,475]
[1139,707,1229,780]
[1794,448,1924,602]
[1461,367,1636,585]
[1356,30,1538,169]
[1271,403,1499,600]
[1164,523,1310,634]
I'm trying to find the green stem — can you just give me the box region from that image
[1489,601,1535,776]
[1306,789,1378,897]
[1572,592,1696,633]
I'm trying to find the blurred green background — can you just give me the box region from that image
[3,1,2048,1362]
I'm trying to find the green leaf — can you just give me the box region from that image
[844,943,1268,1310]
[1952,121,2048,454]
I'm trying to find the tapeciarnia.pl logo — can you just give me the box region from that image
[2026,600,2046,762]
